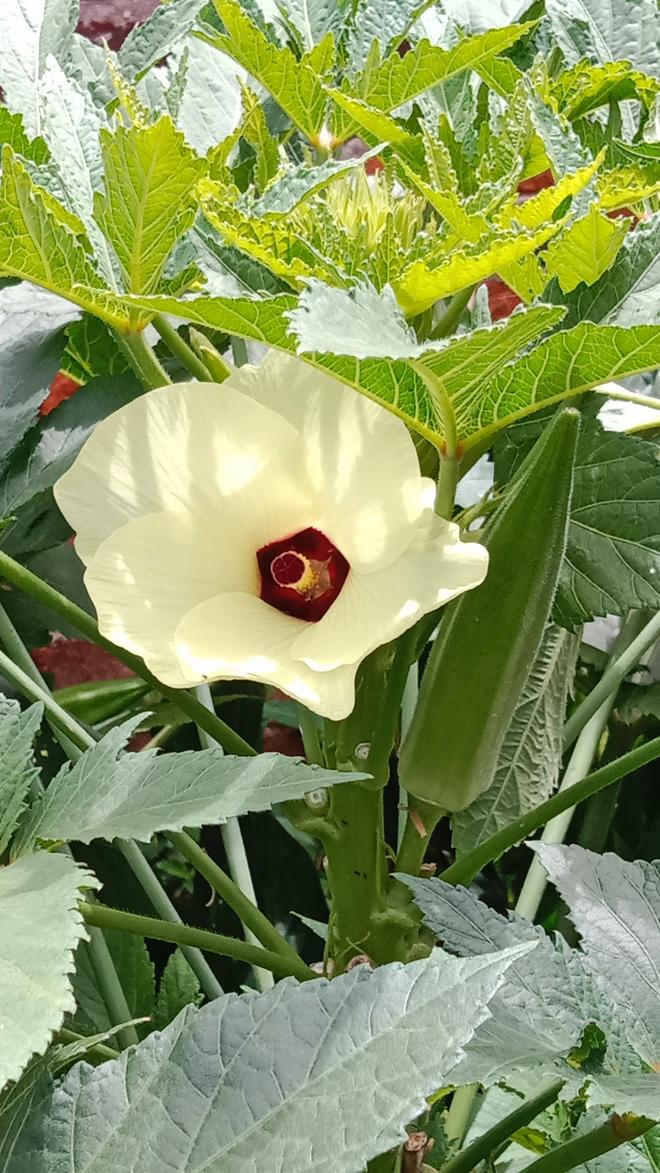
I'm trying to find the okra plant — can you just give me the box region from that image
[0,0,659,1168]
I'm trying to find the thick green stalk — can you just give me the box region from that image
[0,647,94,753]
[438,733,660,887]
[87,923,140,1050]
[429,286,474,340]
[522,1115,653,1173]
[152,314,214,382]
[194,683,274,992]
[113,328,171,390]
[440,1079,564,1173]
[396,797,444,875]
[324,781,389,971]
[0,550,254,756]
[169,830,307,973]
[81,902,313,981]
[563,610,660,749]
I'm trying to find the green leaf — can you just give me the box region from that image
[289,279,421,357]
[278,0,347,52]
[95,117,204,296]
[174,34,244,156]
[555,423,660,627]
[36,57,118,288]
[0,147,130,328]
[250,147,386,216]
[0,283,74,471]
[0,373,141,525]
[0,699,43,855]
[0,0,79,135]
[104,931,155,1039]
[210,0,329,142]
[10,947,528,1172]
[345,0,432,70]
[118,0,208,80]
[154,950,202,1031]
[238,85,280,195]
[61,316,131,383]
[452,627,579,856]
[472,322,660,448]
[0,851,99,1091]
[335,23,536,139]
[544,206,629,294]
[545,0,660,75]
[553,60,660,122]
[198,191,333,284]
[0,108,49,165]
[15,716,364,851]
[552,212,660,329]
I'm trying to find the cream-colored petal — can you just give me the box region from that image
[84,510,256,687]
[55,382,318,563]
[175,592,357,719]
[225,351,431,571]
[292,516,489,671]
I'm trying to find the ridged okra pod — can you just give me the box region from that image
[399,407,580,811]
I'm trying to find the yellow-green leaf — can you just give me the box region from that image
[598,165,660,211]
[545,206,630,293]
[496,157,601,231]
[211,0,329,143]
[0,146,130,329]
[94,116,204,295]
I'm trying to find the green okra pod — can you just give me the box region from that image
[400,407,580,811]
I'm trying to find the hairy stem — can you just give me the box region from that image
[0,550,254,756]
[522,1115,654,1173]
[81,903,314,981]
[113,328,171,389]
[152,314,214,382]
[429,286,474,340]
[441,1079,565,1173]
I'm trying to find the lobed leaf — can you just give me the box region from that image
[544,206,630,294]
[0,698,43,855]
[0,0,78,135]
[7,947,528,1172]
[118,0,208,81]
[553,211,660,328]
[15,716,365,850]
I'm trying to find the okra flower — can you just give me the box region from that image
[55,353,488,718]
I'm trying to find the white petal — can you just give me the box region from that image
[175,592,357,719]
[292,516,489,671]
[225,351,431,571]
[55,382,318,562]
[84,510,256,686]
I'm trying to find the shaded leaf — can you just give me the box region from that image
[552,212,660,329]
[15,716,365,850]
[545,0,660,76]
[104,932,155,1039]
[154,950,202,1030]
[9,947,528,1172]
[175,34,244,156]
[278,0,347,52]
[61,317,131,384]
[0,852,99,1090]
[452,627,579,855]
[0,699,43,854]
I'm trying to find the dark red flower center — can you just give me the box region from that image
[257,527,349,621]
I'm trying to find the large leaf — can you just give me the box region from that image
[346,0,427,70]
[404,875,658,1113]
[0,699,43,854]
[0,851,99,1090]
[8,947,528,1173]
[0,373,141,519]
[545,0,660,76]
[536,844,660,1073]
[279,0,347,52]
[472,322,660,447]
[0,283,76,471]
[15,716,364,850]
[210,0,329,143]
[118,0,207,80]
[0,148,130,328]
[452,627,579,856]
[544,206,630,295]
[554,212,660,329]
[556,423,660,627]
[94,117,204,296]
[0,0,78,135]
